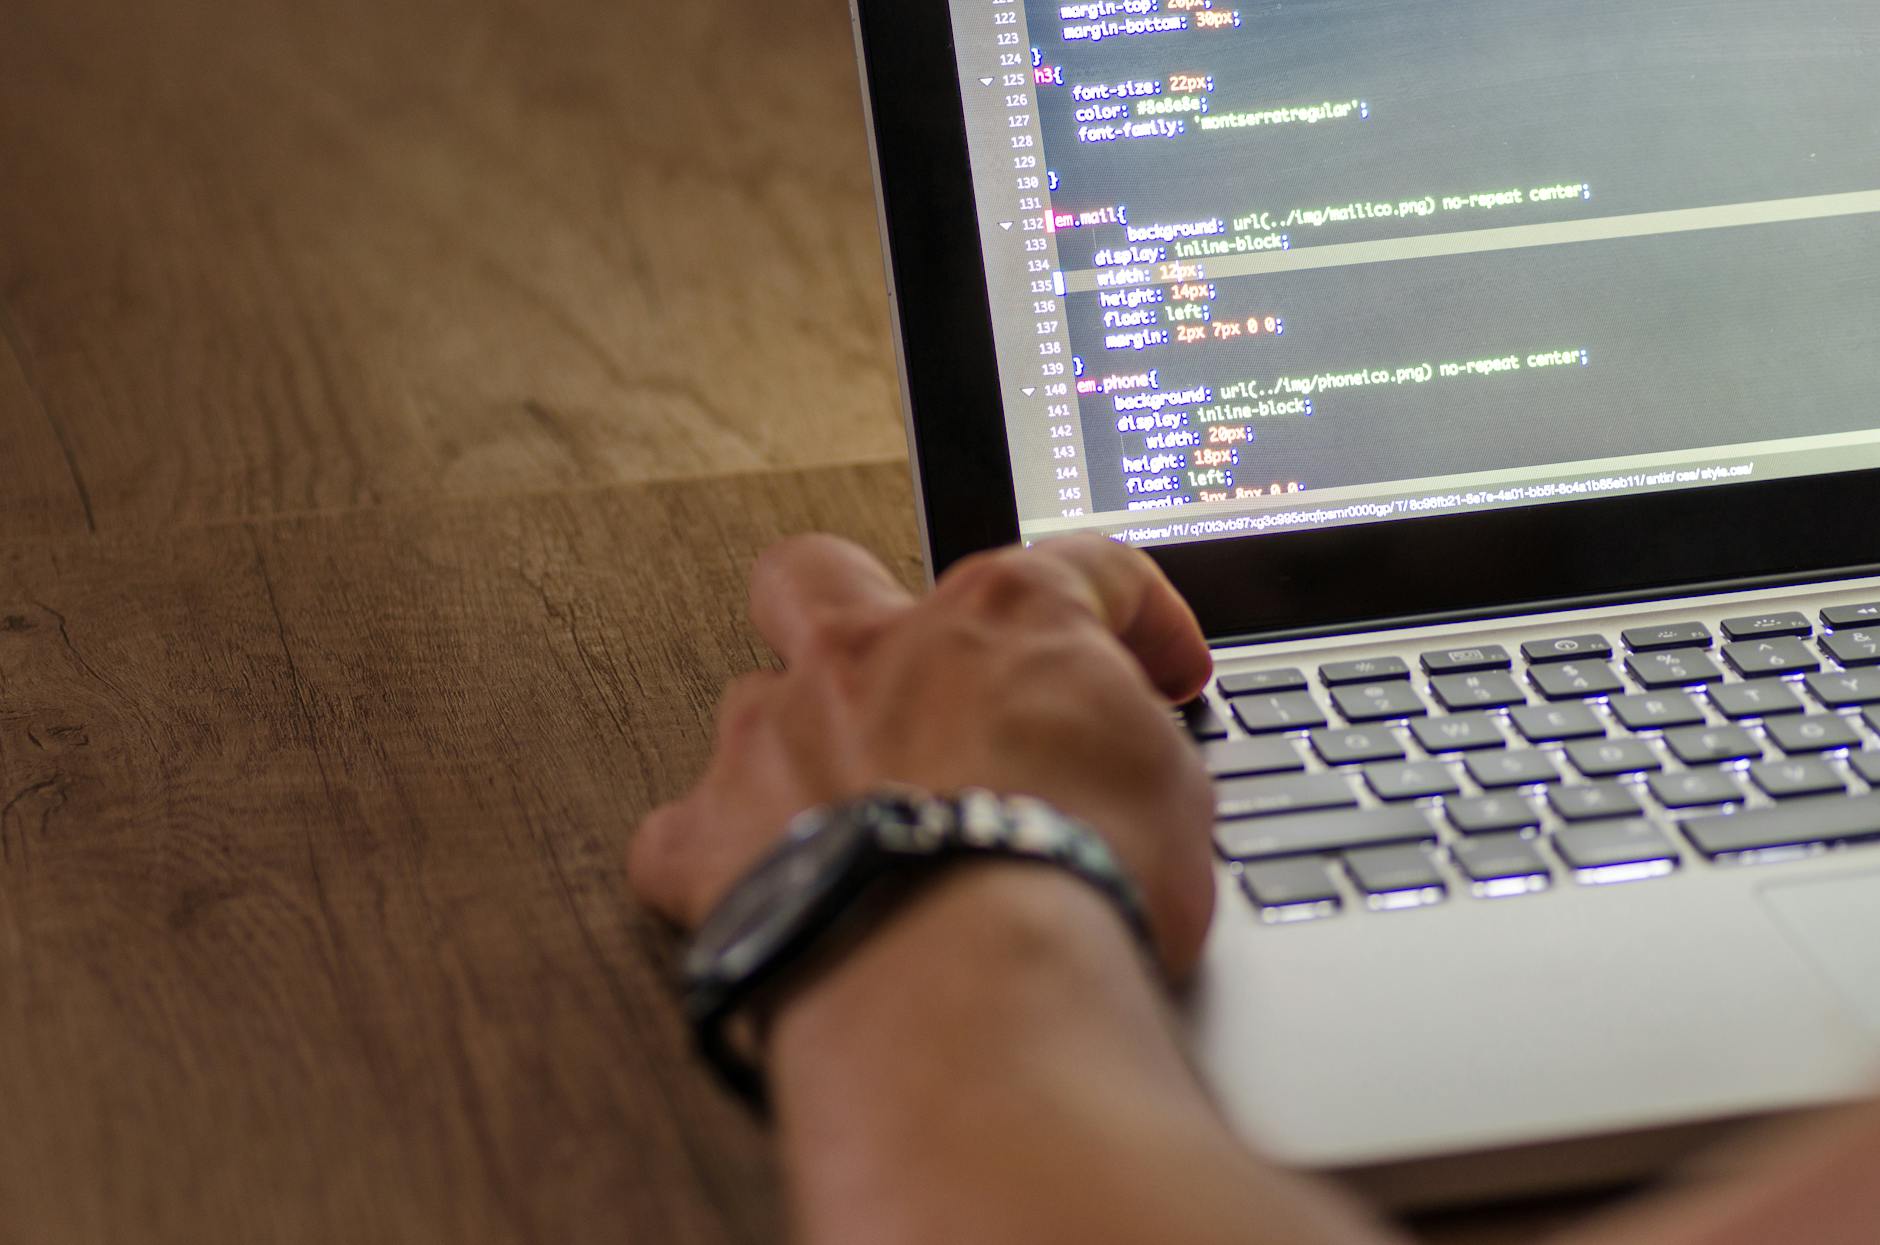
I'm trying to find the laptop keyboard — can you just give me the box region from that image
[1186,605,1880,923]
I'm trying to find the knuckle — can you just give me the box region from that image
[1052,530,1124,558]
[751,533,836,594]
[1036,533,1136,589]
[792,612,877,666]
[627,804,683,899]
[941,550,1075,620]
[713,674,776,739]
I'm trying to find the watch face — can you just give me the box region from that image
[685,813,876,984]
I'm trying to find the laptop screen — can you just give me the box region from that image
[945,1,1880,551]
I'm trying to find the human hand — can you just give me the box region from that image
[628,533,1218,976]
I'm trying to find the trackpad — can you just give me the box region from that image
[1760,868,1880,1039]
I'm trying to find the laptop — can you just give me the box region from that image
[848,0,1880,1208]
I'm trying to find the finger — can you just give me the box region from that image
[627,799,696,924]
[1027,534,1213,703]
[632,672,787,926]
[749,534,916,665]
[713,669,785,742]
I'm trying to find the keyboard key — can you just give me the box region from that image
[1344,844,1446,902]
[1420,644,1512,675]
[1522,634,1612,664]
[1805,670,1880,709]
[1447,794,1542,835]
[1310,725,1405,766]
[1550,782,1646,821]
[1217,774,1358,821]
[1365,761,1462,802]
[1625,649,1726,690]
[1554,820,1681,873]
[1749,758,1846,800]
[1822,629,1880,669]
[1531,661,1625,701]
[1180,699,1230,741]
[1866,705,1880,736]
[1565,738,1663,778]
[1204,738,1307,779]
[1662,725,1762,766]
[1722,638,1820,679]
[1465,749,1562,789]
[1331,682,1429,723]
[1711,681,1806,720]
[1851,751,1880,786]
[1215,806,1437,861]
[1649,769,1745,809]
[1320,657,1410,686]
[1821,602,1880,630]
[1239,858,1341,914]
[1684,791,1880,859]
[1231,693,1328,734]
[1411,712,1506,753]
[1511,702,1607,742]
[1218,668,1308,697]
[1609,692,1705,732]
[1451,834,1552,889]
[1623,622,1712,652]
[1430,670,1527,711]
[1720,612,1812,641]
[1764,714,1863,755]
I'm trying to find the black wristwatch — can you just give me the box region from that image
[680,789,1152,1109]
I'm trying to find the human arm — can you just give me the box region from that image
[630,533,1880,1245]
[630,533,1401,1245]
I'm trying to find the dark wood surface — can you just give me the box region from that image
[0,0,1618,1239]
[0,0,905,534]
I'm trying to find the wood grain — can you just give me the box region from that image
[0,455,1611,1245]
[0,462,920,1244]
[0,0,1624,1237]
[0,315,92,537]
[0,0,905,533]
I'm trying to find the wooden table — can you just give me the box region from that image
[0,0,1607,1238]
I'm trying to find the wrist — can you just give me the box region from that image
[768,859,1192,1116]
[683,790,1160,1108]
[766,862,1220,1245]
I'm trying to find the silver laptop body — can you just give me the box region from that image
[1193,581,1880,1205]
[850,0,1880,1204]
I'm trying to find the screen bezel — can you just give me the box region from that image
[852,0,1880,640]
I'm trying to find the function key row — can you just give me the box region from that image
[1823,602,1880,630]
[1721,612,1813,641]
[1212,649,1880,729]
[1218,607,1880,706]
[1320,656,1411,686]
[1623,622,1713,652]
[1523,634,1611,663]
[1216,668,1308,697]
[1200,680,1880,756]
[1420,645,1512,675]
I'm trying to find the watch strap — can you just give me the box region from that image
[682,790,1151,1111]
